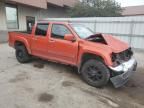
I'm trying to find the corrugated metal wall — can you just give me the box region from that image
[45,16,144,49]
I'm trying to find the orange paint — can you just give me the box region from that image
[9,22,129,67]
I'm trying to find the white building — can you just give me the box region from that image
[0,0,78,43]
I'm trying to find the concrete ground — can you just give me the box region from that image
[0,43,144,108]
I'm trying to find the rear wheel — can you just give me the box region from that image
[15,46,31,63]
[81,59,110,88]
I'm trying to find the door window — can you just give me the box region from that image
[51,24,71,39]
[35,23,49,36]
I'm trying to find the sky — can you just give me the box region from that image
[116,0,144,7]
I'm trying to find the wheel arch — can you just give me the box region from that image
[14,40,31,54]
[78,53,106,73]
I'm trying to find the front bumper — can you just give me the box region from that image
[109,58,137,88]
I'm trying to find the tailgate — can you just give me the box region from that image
[8,32,17,47]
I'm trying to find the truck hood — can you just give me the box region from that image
[102,34,129,53]
[86,34,129,53]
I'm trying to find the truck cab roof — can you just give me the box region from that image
[37,20,69,24]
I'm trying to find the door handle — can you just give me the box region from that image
[49,39,55,43]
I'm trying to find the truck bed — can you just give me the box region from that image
[12,31,31,34]
[8,31,32,47]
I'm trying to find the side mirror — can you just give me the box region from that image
[64,34,76,42]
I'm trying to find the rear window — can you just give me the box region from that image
[35,23,49,36]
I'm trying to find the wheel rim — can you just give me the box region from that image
[86,65,103,82]
[17,50,24,59]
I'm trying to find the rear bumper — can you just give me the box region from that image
[109,58,137,88]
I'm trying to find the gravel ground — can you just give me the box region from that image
[0,43,144,108]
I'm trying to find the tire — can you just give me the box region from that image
[15,45,31,63]
[81,59,110,88]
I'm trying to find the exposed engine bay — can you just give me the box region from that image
[111,48,133,66]
[86,34,107,44]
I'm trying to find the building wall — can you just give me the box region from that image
[38,5,68,19]
[18,5,68,31]
[0,2,7,30]
[0,2,8,43]
[9,0,78,9]
[46,0,78,7]
[122,5,144,16]
[63,0,78,7]
[0,2,69,42]
[47,0,64,7]
[18,5,39,31]
[9,0,47,9]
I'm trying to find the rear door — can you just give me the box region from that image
[31,23,49,58]
[48,23,78,65]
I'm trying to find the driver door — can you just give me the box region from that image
[48,24,78,65]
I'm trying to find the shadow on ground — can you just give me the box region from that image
[32,58,144,106]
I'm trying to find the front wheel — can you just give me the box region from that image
[81,59,110,88]
[15,46,31,63]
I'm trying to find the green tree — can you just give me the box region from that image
[68,0,123,17]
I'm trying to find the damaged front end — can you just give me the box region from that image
[86,33,137,88]
[109,48,137,88]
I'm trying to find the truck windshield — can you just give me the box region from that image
[71,24,94,39]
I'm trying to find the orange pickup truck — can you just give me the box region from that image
[9,21,137,88]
